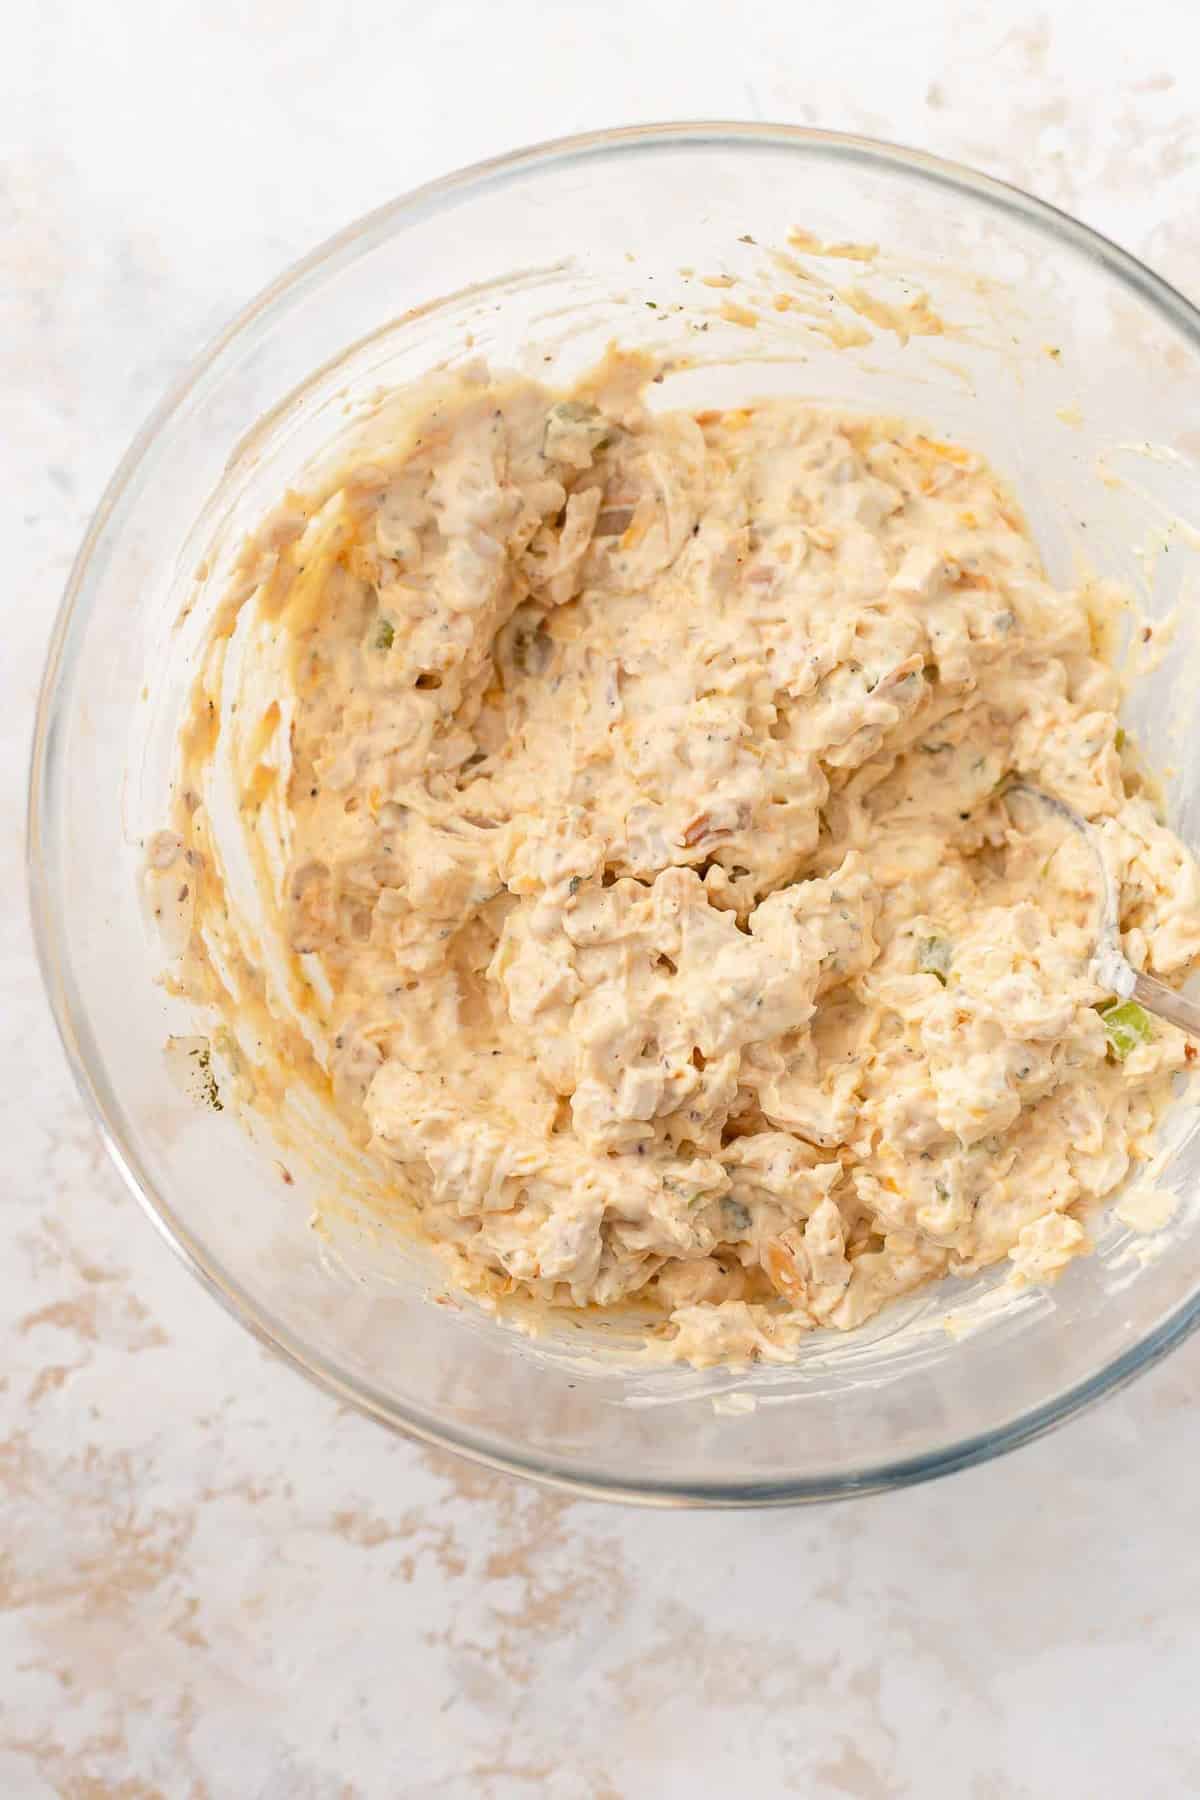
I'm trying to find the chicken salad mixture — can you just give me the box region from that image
[159,356,1200,1365]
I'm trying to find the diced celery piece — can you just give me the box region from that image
[1099,999,1152,1060]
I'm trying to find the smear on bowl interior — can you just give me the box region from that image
[147,352,1200,1367]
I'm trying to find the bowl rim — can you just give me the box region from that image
[28,119,1200,1507]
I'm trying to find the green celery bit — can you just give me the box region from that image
[1099,999,1152,1060]
[918,935,952,985]
[372,614,395,652]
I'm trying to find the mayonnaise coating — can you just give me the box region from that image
[162,358,1200,1365]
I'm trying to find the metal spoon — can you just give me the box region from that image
[1007,781,1200,1039]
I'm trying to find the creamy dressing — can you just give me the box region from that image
[157,357,1200,1366]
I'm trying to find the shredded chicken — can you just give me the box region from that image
[162,356,1200,1366]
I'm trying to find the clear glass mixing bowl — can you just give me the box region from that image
[29,124,1200,1504]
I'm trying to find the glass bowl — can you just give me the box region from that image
[29,123,1200,1505]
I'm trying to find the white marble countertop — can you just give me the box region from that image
[6,3,1200,1793]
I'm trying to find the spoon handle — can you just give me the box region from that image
[1131,969,1200,1040]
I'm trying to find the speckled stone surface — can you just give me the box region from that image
[6,4,1200,1794]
